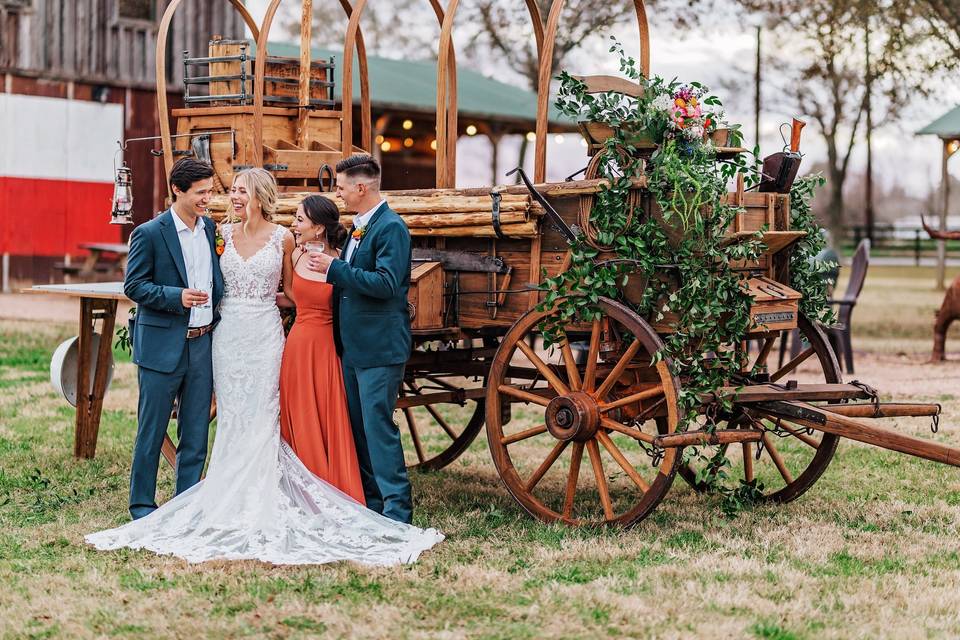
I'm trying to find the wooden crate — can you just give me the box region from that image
[746,276,801,333]
[721,192,790,234]
[409,262,445,330]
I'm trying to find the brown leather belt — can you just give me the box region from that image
[186,324,214,339]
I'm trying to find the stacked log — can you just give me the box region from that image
[205,178,646,238]
[206,191,539,237]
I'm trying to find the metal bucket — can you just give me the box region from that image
[50,334,115,407]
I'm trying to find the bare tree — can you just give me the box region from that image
[908,1,960,65]
[280,1,437,57]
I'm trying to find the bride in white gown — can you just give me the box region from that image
[86,169,443,565]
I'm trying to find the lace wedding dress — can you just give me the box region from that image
[86,224,443,565]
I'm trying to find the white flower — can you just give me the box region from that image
[652,94,674,112]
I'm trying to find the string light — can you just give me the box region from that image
[465,124,478,136]
[430,139,437,151]
[555,134,565,144]
[381,140,392,152]
[403,137,414,148]
[525,131,536,142]
[949,139,960,156]
[375,134,385,145]
[402,119,414,130]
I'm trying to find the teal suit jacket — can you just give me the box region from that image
[123,210,224,373]
[328,202,411,368]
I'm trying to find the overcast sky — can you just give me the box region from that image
[243,0,958,202]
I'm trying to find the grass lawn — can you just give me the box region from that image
[2,265,960,639]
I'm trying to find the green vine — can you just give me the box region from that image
[538,39,833,515]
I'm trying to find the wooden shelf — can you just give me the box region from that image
[723,230,806,255]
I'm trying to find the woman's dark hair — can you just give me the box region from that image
[169,158,214,199]
[302,195,349,249]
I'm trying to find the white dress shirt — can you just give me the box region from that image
[172,211,214,327]
[342,199,385,263]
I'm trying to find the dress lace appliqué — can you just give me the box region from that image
[86,224,443,565]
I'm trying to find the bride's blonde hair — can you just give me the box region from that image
[233,167,278,221]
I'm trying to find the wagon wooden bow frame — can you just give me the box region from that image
[152,0,949,527]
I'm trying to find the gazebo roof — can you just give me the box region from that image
[261,42,575,131]
[917,105,960,138]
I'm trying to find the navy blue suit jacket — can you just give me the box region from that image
[327,202,411,368]
[124,209,224,373]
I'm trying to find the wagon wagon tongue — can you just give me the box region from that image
[725,390,958,467]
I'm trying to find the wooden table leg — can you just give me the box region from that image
[74,297,118,459]
[79,250,100,279]
[161,435,177,469]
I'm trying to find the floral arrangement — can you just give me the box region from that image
[351,225,367,242]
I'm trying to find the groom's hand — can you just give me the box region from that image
[307,252,334,274]
[181,288,209,308]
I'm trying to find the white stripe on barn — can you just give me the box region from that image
[0,94,122,183]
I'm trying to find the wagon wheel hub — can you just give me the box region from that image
[545,392,599,442]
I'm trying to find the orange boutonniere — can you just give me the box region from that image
[352,226,367,242]
[215,230,225,256]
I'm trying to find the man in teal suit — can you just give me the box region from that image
[307,154,413,523]
[124,158,224,520]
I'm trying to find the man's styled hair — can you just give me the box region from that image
[335,154,381,185]
[169,158,215,199]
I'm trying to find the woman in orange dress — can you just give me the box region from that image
[278,195,365,504]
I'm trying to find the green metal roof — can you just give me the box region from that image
[260,42,573,128]
[917,105,960,138]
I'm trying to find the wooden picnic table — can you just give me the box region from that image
[56,242,130,282]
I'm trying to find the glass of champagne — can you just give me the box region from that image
[304,239,325,256]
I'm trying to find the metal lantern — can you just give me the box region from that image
[110,162,134,225]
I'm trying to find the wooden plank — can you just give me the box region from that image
[709,383,871,403]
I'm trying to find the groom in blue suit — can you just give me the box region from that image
[124,158,224,520]
[307,154,413,524]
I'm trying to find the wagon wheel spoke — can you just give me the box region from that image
[560,335,582,391]
[402,407,426,465]
[596,431,650,492]
[501,424,548,445]
[751,337,775,373]
[586,439,614,521]
[760,433,794,485]
[525,440,569,492]
[742,442,754,482]
[583,318,603,393]
[593,339,642,400]
[770,346,814,382]
[562,442,585,519]
[600,417,655,444]
[404,380,459,440]
[498,384,552,407]
[599,385,664,414]
[516,339,570,395]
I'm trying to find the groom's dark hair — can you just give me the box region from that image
[335,154,380,183]
[169,158,215,199]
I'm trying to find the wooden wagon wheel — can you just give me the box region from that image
[486,297,682,526]
[676,314,842,503]
[397,337,495,471]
